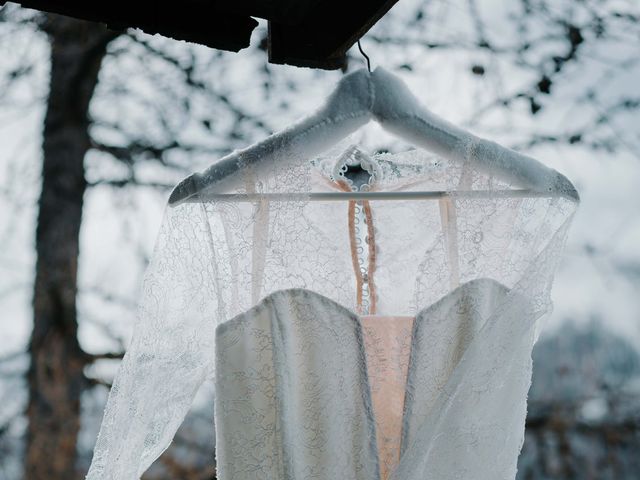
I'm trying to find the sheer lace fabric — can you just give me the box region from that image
[87,147,578,480]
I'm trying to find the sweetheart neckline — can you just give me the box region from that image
[215,278,510,479]
[217,277,508,335]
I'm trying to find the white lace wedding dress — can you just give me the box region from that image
[86,146,578,480]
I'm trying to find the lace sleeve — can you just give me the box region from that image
[86,202,219,480]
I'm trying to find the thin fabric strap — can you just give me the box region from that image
[362,200,378,314]
[438,197,460,289]
[338,179,379,315]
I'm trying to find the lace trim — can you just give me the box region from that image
[331,145,383,192]
[331,146,381,314]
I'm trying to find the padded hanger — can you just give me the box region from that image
[169,67,578,206]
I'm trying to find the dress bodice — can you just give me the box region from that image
[215,279,532,480]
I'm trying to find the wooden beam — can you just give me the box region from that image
[5,0,398,69]
[268,0,399,69]
[7,0,258,52]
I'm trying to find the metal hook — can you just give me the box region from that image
[357,40,371,73]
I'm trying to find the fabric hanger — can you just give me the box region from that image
[168,67,579,206]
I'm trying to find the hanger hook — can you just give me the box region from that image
[357,40,371,73]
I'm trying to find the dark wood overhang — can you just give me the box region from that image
[2,0,399,69]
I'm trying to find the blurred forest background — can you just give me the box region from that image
[0,0,639,479]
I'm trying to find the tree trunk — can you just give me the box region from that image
[25,15,116,480]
